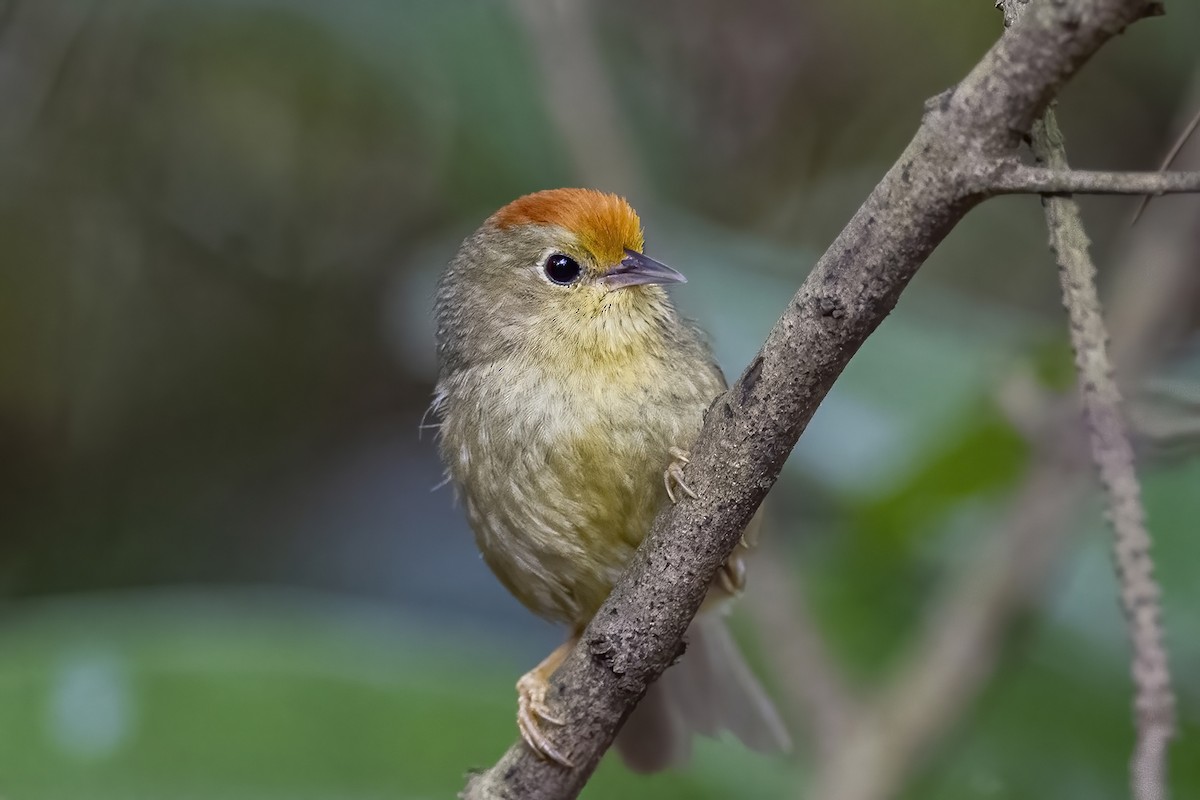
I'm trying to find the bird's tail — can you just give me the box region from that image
[614,612,792,773]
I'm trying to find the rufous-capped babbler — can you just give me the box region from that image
[431,188,790,772]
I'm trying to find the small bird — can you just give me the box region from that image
[432,188,790,772]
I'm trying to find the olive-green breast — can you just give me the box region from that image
[440,316,726,627]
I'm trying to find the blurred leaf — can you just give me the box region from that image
[0,594,797,800]
[1027,336,1079,393]
[910,622,1200,800]
[852,403,1030,555]
[810,400,1030,674]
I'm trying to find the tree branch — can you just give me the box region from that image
[990,165,1200,195]
[806,58,1200,798]
[462,2,1182,797]
[992,6,1179,796]
[997,4,1178,798]
[1032,104,1177,800]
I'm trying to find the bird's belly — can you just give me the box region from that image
[449,370,703,626]
[460,426,669,625]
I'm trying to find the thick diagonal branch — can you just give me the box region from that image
[460,2,1171,799]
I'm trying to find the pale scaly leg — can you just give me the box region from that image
[517,638,576,767]
[664,446,698,504]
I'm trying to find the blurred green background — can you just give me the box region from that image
[1,1,1199,798]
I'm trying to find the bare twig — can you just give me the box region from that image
[460,2,1179,798]
[1131,104,1200,224]
[743,545,861,760]
[1032,106,1176,800]
[506,0,643,196]
[1108,68,1200,375]
[990,165,1200,195]
[0,0,98,152]
[1005,2,1176,795]
[813,445,1089,800]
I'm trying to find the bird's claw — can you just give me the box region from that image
[517,671,573,767]
[664,447,698,504]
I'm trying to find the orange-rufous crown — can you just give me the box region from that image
[490,188,646,267]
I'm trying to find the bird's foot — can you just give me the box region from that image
[516,642,574,767]
[664,446,698,504]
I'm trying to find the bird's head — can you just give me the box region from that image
[436,189,686,372]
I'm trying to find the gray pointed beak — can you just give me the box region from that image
[601,248,687,290]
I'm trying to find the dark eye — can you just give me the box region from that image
[544,253,582,285]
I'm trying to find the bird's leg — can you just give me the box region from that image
[664,446,698,504]
[516,637,576,767]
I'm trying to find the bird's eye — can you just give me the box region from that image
[543,253,582,285]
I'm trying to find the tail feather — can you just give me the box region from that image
[614,613,791,773]
[613,676,691,773]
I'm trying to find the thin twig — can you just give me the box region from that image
[996,2,1179,794]
[0,0,98,152]
[1032,106,1176,800]
[990,165,1200,195]
[1108,67,1200,376]
[506,0,643,196]
[1131,105,1200,225]
[743,544,861,760]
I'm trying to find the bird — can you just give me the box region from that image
[431,188,790,772]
